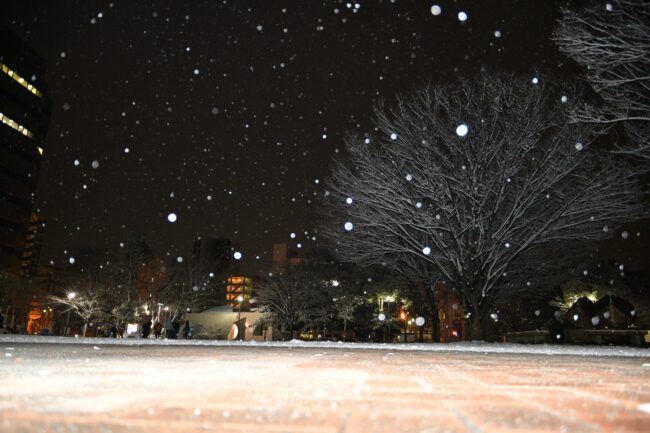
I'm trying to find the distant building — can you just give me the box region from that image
[192,236,232,274]
[20,212,45,278]
[0,29,51,275]
[271,242,302,273]
[225,276,252,308]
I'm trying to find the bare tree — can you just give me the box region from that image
[323,74,646,340]
[332,292,364,339]
[49,276,109,337]
[554,0,650,159]
[254,271,327,340]
[157,260,223,321]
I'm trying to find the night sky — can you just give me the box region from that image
[4,0,627,273]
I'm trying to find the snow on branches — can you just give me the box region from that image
[554,0,650,160]
[323,73,647,339]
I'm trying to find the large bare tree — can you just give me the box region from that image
[156,260,223,321]
[254,271,329,340]
[323,74,646,340]
[554,0,650,159]
[49,275,110,337]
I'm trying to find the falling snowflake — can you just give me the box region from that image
[344,222,354,231]
[430,5,442,16]
[167,213,177,223]
[456,124,468,137]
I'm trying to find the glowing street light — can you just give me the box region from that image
[237,295,244,321]
[65,292,76,336]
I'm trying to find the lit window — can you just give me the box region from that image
[0,112,35,139]
[0,62,43,98]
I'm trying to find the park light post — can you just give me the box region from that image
[236,295,244,341]
[237,294,244,321]
[385,295,394,343]
[65,292,76,336]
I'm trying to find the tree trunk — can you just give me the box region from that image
[431,308,440,343]
[468,312,485,341]
[425,284,441,343]
[82,323,88,337]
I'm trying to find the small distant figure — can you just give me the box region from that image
[164,316,173,339]
[117,322,126,339]
[170,319,181,339]
[141,318,152,339]
[183,320,191,339]
[109,324,118,338]
[153,321,163,339]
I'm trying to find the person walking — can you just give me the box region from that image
[182,319,191,339]
[153,320,163,339]
[164,316,173,339]
[141,318,152,339]
[169,319,180,339]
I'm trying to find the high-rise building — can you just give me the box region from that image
[191,236,232,274]
[20,212,45,278]
[271,242,302,273]
[0,29,51,275]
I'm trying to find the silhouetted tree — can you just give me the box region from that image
[323,73,646,339]
[554,1,650,159]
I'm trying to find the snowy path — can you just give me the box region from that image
[1,336,649,433]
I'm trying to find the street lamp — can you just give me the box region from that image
[384,295,394,343]
[236,295,245,341]
[65,292,76,336]
[237,295,244,321]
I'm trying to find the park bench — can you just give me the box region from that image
[563,329,649,347]
[503,330,550,344]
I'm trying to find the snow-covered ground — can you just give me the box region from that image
[2,335,649,433]
[1,334,648,358]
